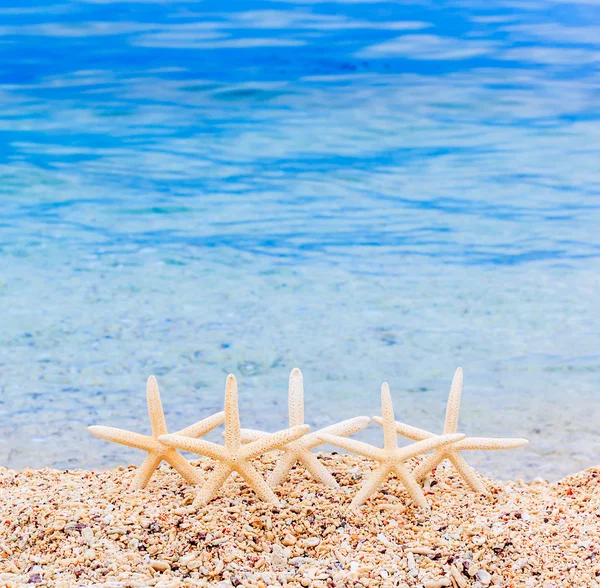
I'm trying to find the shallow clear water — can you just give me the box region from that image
[1,0,599,480]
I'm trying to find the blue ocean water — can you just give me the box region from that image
[1,0,599,479]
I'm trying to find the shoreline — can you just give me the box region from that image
[1,453,598,587]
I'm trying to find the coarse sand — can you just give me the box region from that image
[0,453,598,587]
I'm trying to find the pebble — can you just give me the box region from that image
[477,569,492,585]
[271,544,288,569]
[407,551,418,576]
[210,537,228,546]
[281,532,296,546]
[81,527,94,545]
[179,554,195,567]
[127,538,139,550]
[408,546,434,555]
[450,564,468,588]
[423,579,451,588]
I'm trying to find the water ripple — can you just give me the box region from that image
[0,0,599,477]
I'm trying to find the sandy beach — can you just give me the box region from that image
[0,453,598,588]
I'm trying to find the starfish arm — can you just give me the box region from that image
[300,452,339,488]
[147,376,168,437]
[224,374,241,451]
[400,433,465,460]
[301,417,371,451]
[380,383,398,451]
[130,454,163,490]
[88,426,156,452]
[443,367,463,434]
[448,451,488,494]
[158,434,227,461]
[236,462,280,504]
[315,416,371,440]
[193,463,232,507]
[164,450,203,485]
[411,450,446,483]
[241,425,310,459]
[349,464,390,509]
[454,437,529,451]
[288,368,304,427]
[393,464,429,510]
[373,417,432,441]
[176,411,225,438]
[318,434,383,461]
[239,428,269,443]
[267,452,297,487]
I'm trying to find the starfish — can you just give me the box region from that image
[239,368,370,487]
[159,374,309,507]
[88,376,225,489]
[374,368,529,494]
[319,383,464,510]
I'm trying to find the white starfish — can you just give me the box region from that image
[88,376,225,489]
[239,368,370,487]
[320,383,464,510]
[159,374,309,507]
[374,368,529,493]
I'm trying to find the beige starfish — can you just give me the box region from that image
[374,368,529,494]
[88,376,225,489]
[159,374,309,507]
[319,383,464,510]
[239,368,370,488]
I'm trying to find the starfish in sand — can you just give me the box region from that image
[239,368,370,487]
[88,376,225,489]
[374,368,529,493]
[159,374,309,507]
[320,383,464,510]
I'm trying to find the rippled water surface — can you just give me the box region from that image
[1,0,600,479]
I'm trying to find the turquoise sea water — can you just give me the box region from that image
[1,0,599,479]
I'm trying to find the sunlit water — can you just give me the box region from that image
[1,0,599,480]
